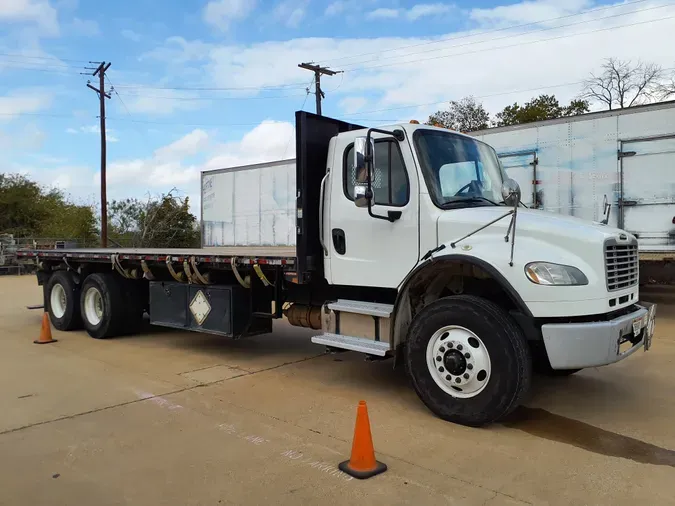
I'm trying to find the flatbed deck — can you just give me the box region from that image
[16,246,297,266]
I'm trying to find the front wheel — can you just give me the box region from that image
[405,295,532,427]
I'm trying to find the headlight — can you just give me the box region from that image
[524,262,588,286]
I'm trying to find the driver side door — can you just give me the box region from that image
[327,133,420,288]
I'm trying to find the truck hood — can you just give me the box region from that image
[436,206,630,248]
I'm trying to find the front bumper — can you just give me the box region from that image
[541,302,657,370]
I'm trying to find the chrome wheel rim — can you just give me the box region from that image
[426,325,491,399]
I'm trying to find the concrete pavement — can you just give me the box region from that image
[1,275,675,505]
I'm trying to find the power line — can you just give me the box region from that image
[325,0,651,66]
[0,63,82,75]
[342,65,675,118]
[340,3,674,71]
[342,81,588,117]
[0,52,90,64]
[114,91,308,101]
[344,12,675,73]
[283,76,314,159]
[112,82,311,92]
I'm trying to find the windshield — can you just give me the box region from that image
[413,129,507,208]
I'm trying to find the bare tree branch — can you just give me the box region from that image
[580,57,665,110]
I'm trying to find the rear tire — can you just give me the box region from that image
[405,295,532,427]
[80,273,127,339]
[46,271,82,331]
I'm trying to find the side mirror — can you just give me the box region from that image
[354,184,369,208]
[354,136,375,183]
[501,178,521,207]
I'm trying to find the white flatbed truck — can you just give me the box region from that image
[18,111,658,427]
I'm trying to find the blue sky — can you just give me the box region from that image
[1,0,674,217]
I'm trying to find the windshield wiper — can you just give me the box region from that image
[441,196,500,208]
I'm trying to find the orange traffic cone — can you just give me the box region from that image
[34,312,57,344]
[338,400,387,479]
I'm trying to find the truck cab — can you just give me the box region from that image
[311,119,657,426]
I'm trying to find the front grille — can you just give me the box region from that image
[605,240,638,291]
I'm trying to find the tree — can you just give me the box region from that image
[108,189,200,248]
[426,96,490,132]
[494,94,589,127]
[580,57,665,110]
[0,173,97,242]
[657,75,675,101]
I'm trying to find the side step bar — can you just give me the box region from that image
[311,333,390,356]
[327,300,393,318]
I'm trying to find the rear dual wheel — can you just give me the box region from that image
[46,271,83,331]
[80,273,145,339]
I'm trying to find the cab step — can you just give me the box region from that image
[327,299,394,318]
[311,333,390,356]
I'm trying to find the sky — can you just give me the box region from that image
[1,0,675,218]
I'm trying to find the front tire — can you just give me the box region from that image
[46,271,82,331]
[405,295,532,427]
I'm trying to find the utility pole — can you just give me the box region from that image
[85,61,112,247]
[298,62,342,116]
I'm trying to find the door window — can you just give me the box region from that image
[344,140,409,206]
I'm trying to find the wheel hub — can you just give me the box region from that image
[443,349,467,375]
[426,325,492,399]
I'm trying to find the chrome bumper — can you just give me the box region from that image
[541,302,657,370]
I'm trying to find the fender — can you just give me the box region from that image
[390,254,533,349]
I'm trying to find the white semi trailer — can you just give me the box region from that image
[470,100,675,284]
[19,111,657,427]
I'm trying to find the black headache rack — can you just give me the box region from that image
[294,111,364,284]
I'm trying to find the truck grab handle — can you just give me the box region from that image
[319,171,329,256]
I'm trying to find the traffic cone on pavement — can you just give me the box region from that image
[34,312,57,344]
[338,400,387,479]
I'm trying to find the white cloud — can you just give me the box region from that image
[66,124,118,142]
[154,129,209,161]
[119,88,207,116]
[101,129,211,190]
[325,1,345,16]
[470,0,592,27]
[203,0,256,32]
[69,17,99,36]
[406,3,454,21]
[339,96,368,114]
[140,36,213,64]
[121,28,141,41]
[205,120,295,170]
[368,8,399,19]
[0,0,59,35]
[0,123,44,149]
[0,90,52,120]
[367,3,453,21]
[274,0,310,28]
[99,121,294,209]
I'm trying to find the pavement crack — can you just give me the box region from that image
[0,384,204,437]
[211,354,325,384]
[178,363,250,376]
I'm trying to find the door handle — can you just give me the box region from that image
[318,171,329,256]
[332,229,346,255]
